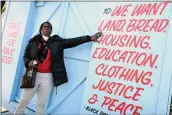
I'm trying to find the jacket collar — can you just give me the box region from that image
[29,34,52,43]
[28,34,62,43]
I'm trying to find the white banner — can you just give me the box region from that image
[80,2,172,115]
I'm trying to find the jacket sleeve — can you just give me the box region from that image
[23,42,31,68]
[60,35,92,49]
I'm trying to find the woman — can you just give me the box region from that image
[15,21,102,115]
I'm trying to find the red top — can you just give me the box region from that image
[37,48,52,73]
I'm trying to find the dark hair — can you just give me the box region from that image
[39,21,53,34]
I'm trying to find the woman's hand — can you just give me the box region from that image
[28,60,38,68]
[91,32,103,42]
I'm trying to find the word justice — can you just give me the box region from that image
[93,79,144,101]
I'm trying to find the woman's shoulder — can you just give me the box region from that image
[51,34,63,41]
[28,34,41,43]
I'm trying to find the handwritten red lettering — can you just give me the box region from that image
[2,47,15,57]
[85,2,172,114]
[7,22,21,30]
[98,20,126,32]
[123,104,135,115]
[1,56,13,64]
[92,48,158,68]
[6,39,16,47]
[94,64,152,85]
[126,19,169,32]
[101,96,143,115]
[98,34,150,49]
[132,87,144,101]
[131,2,170,16]
[93,79,144,100]
[2,21,21,64]
[159,2,171,15]
[111,4,132,17]
[7,31,19,38]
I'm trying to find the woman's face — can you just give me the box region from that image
[41,23,52,36]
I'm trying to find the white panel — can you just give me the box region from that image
[80,2,172,115]
[2,1,32,111]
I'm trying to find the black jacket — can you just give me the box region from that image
[23,34,92,87]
